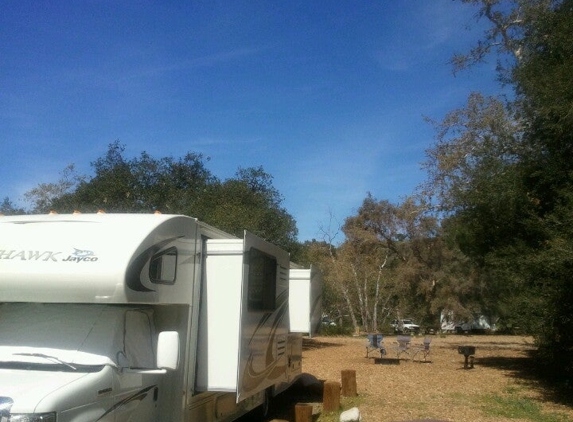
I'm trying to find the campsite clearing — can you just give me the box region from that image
[296,335,573,422]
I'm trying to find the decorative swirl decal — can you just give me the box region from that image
[95,385,156,421]
[125,237,179,292]
[241,300,289,394]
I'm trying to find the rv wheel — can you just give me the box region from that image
[255,387,273,419]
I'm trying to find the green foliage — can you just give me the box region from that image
[319,323,353,336]
[481,390,571,421]
[304,240,352,325]
[347,195,463,327]
[199,166,298,250]
[24,141,299,251]
[50,142,215,214]
[0,197,25,215]
[24,164,83,213]
[424,0,573,380]
[310,194,461,333]
[504,0,573,379]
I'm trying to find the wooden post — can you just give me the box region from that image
[322,380,341,412]
[341,369,357,396]
[294,404,313,422]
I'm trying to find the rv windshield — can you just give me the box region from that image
[0,353,103,373]
[0,303,156,370]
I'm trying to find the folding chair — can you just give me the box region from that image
[394,335,411,360]
[365,333,386,358]
[412,338,432,362]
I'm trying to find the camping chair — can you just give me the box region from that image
[393,335,411,360]
[365,334,386,358]
[412,338,432,362]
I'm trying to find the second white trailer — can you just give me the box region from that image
[289,266,322,337]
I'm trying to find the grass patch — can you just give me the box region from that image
[481,390,572,422]
[315,395,365,422]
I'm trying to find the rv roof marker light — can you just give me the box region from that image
[49,210,58,215]
[73,210,81,214]
[154,210,162,215]
[97,210,106,214]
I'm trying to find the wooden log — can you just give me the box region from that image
[341,369,357,396]
[294,404,313,422]
[322,380,341,412]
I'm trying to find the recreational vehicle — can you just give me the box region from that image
[0,213,319,422]
[440,310,496,334]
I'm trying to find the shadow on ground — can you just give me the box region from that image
[268,377,324,422]
[240,341,573,421]
[303,337,345,351]
[236,374,324,422]
[477,351,573,408]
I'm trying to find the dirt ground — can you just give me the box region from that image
[275,334,573,422]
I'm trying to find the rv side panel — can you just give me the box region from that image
[289,266,322,337]
[196,239,244,392]
[236,232,290,402]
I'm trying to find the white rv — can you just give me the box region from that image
[0,213,317,422]
[440,310,495,334]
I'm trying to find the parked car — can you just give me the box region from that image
[391,319,420,334]
[322,316,336,326]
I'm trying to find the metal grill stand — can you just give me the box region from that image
[458,346,476,369]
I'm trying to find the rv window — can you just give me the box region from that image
[124,310,155,369]
[247,248,277,311]
[149,247,177,284]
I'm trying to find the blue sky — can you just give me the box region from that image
[0,1,498,241]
